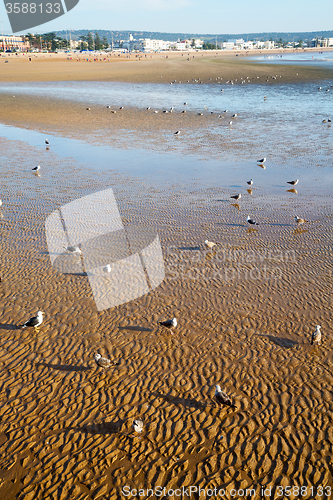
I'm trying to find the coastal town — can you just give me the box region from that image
[1,32,333,52]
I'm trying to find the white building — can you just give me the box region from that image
[0,35,29,51]
[141,38,171,52]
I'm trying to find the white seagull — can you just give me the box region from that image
[64,245,82,255]
[257,157,266,164]
[287,179,299,186]
[174,130,181,136]
[22,311,44,330]
[311,325,322,346]
[214,385,237,409]
[247,215,259,225]
[295,216,307,224]
[32,165,40,171]
[230,194,241,200]
[247,179,253,185]
[158,318,177,333]
[94,353,119,370]
[133,419,144,433]
[103,264,111,273]
[204,239,216,249]
[45,139,50,145]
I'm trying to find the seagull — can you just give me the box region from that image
[311,325,322,346]
[214,385,237,409]
[230,194,241,200]
[229,121,233,126]
[247,179,253,185]
[287,180,299,186]
[174,130,181,136]
[0,199,2,207]
[22,311,44,330]
[94,353,119,370]
[257,157,266,164]
[158,318,177,333]
[45,139,50,145]
[32,165,40,171]
[86,107,90,110]
[247,215,259,225]
[204,239,216,249]
[64,245,82,254]
[295,216,307,224]
[133,419,144,433]
[146,106,151,110]
[103,264,111,273]
[232,113,238,118]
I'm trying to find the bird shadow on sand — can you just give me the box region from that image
[177,246,201,251]
[152,391,206,410]
[118,325,153,332]
[0,323,21,331]
[262,335,298,349]
[36,362,93,372]
[267,223,294,227]
[219,223,245,227]
[78,419,127,436]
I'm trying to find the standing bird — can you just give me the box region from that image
[287,179,299,186]
[94,353,119,370]
[247,179,253,186]
[21,311,44,330]
[103,264,111,273]
[311,325,322,346]
[45,139,50,145]
[247,215,259,225]
[230,194,241,200]
[32,165,40,172]
[174,130,181,136]
[295,216,307,224]
[257,157,266,164]
[204,239,216,249]
[214,385,237,409]
[133,419,144,433]
[64,245,82,255]
[0,199,2,207]
[158,318,177,333]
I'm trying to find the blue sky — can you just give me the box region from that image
[1,0,333,35]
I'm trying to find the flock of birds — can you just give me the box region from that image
[202,156,307,231]
[12,129,322,431]
[18,304,322,427]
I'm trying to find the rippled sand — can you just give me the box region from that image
[0,132,332,499]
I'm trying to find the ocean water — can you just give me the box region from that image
[248,50,333,67]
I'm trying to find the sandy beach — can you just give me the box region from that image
[0,51,332,499]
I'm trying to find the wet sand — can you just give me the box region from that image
[1,49,333,85]
[0,54,332,499]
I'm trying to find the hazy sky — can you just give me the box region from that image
[1,0,333,35]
